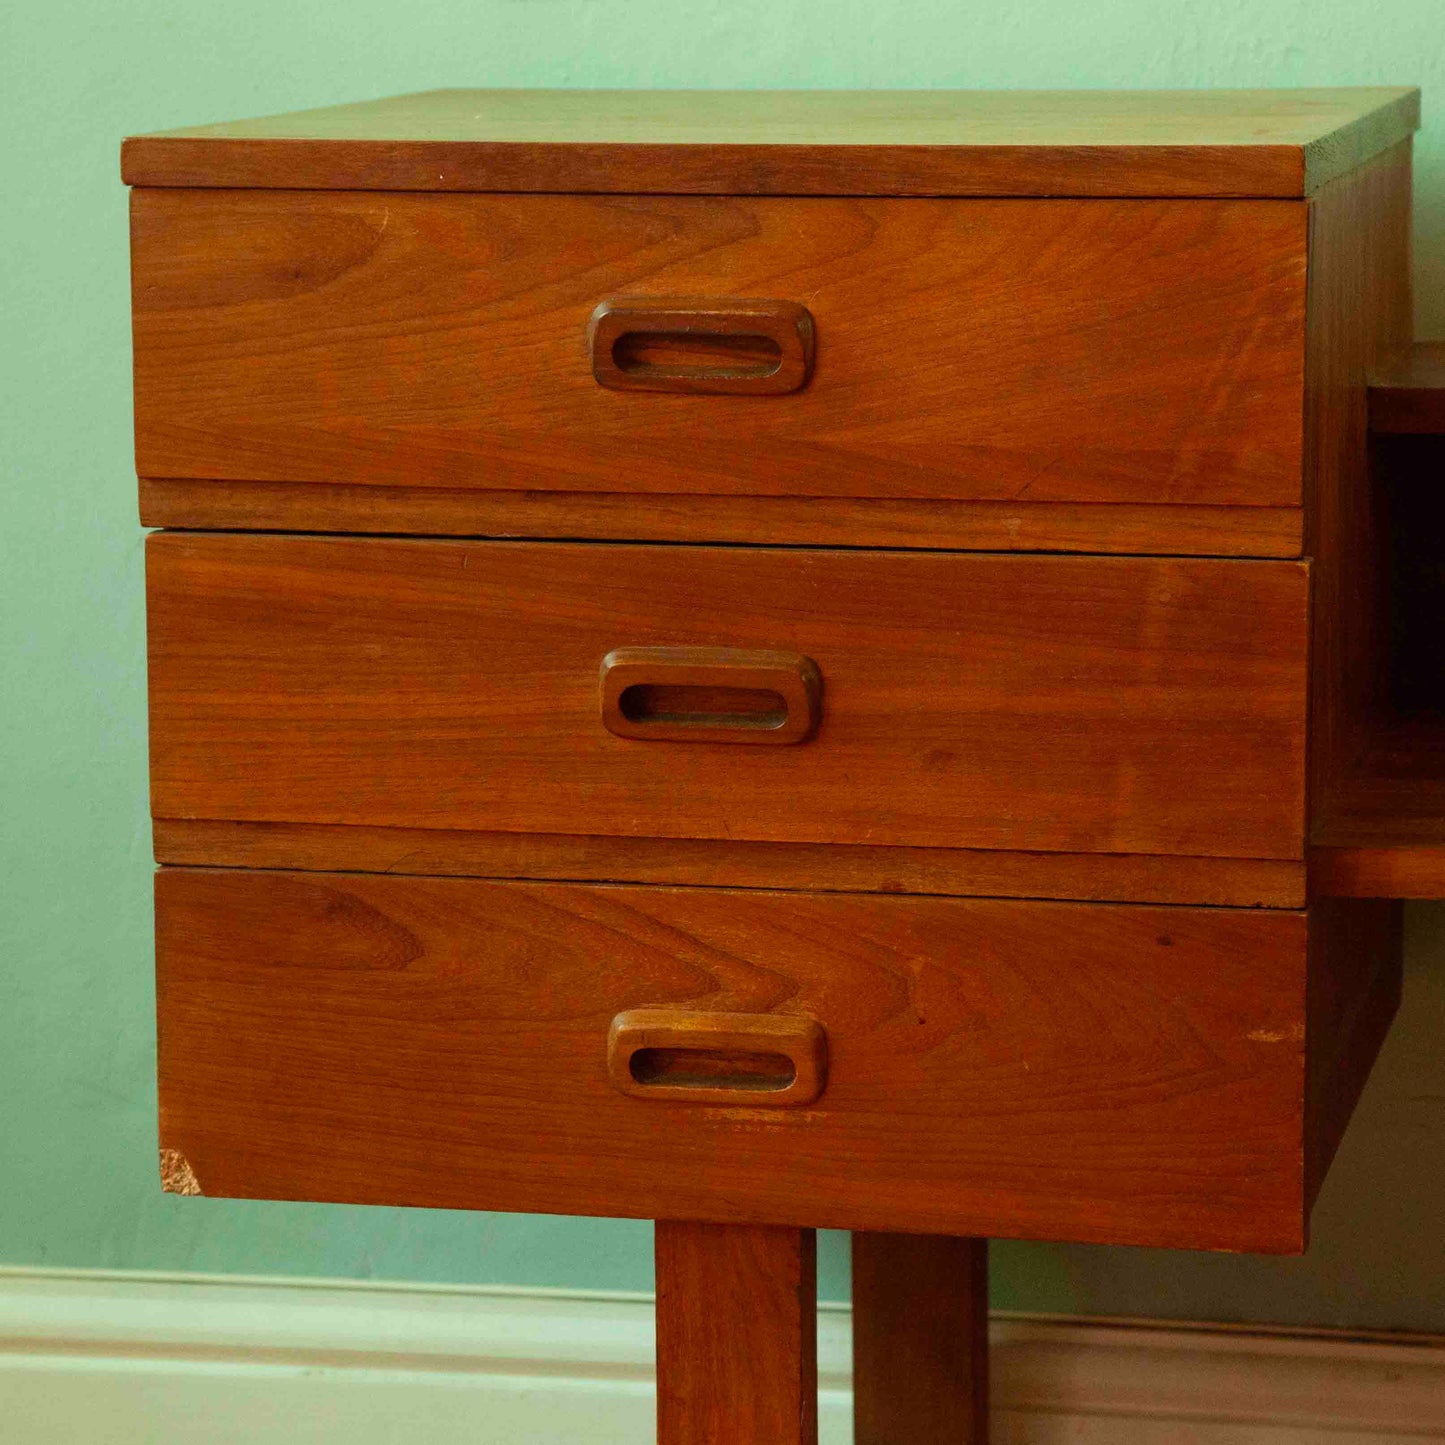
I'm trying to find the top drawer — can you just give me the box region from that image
[131,190,1307,546]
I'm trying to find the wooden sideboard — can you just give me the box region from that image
[124,87,1437,1443]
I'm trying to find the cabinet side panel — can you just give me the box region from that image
[1306,142,1413,834]
[1305,897,1403,1211]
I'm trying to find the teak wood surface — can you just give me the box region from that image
[1305,144,1420,866]
[655,1222,817,1445]
[154,868,1397,1252]
[1303,899,1403,1206]
[124,88,1432,1443]
[122,86,1434,1445]
[152,818,1308,909]
[587,296,816,396]
[606,1008,829,1108]
[1296,145,1445,891]
[598,646,823,747]
[1311,716,1445,896]
[121,87,1419,197]
[137,478,1307,558]
[130,189,1308,518]
[1368,342,1445,434]
[1311,844,1445,899]
[146,534,1310,862]
[852,1234,989,1444]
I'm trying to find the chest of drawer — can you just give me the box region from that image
[146,532,1308,862]
[128,89,1421,1314]
[154,867,1398,1255]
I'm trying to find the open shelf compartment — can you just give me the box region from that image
[1311,345,1445,896]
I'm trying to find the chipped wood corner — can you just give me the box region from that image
[160,1147,203,1196]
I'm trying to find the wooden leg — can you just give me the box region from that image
[852,1232,989,1444]
[655,1220,818,1445]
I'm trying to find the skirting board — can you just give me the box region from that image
[0,1267,1442,1443]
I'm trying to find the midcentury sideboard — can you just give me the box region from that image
[124,87,1445,1442]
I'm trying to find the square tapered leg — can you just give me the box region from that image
[852,1232,989,1444]
[655,1220,818,1445]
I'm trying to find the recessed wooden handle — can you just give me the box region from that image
[600,646,822,745]
[608,1009,828,1107]
[588,297,815,395]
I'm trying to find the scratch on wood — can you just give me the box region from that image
[160,1147,203,1196]
[1248,1024,1306,1044]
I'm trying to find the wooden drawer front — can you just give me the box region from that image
[147,535,1308,861]
[131,190,1305,514]
[155,871,1399,1252]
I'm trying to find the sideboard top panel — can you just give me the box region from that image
[121,86,1420,198]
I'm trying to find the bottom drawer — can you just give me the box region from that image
[155,870,1399,1253]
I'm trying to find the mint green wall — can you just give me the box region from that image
[4,0,1443,1330]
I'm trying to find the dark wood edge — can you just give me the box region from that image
[1303,900,1402,1207]
[1368,342,1445,435]
[137,480,1306,558]
[852,1234,988,1444]
[152,818,1308,909]
[121,137,1314,197]
[1309,844,1445,898]
[654,1222,817,1444]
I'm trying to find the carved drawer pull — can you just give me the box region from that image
[600,646,822,745]
[608,1008,828,1107]
[588,297,815,395]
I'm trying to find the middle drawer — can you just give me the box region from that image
[147,534,1307,861]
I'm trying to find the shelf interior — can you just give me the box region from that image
[1312,402,1445,895]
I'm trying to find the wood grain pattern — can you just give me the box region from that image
[655,1222,817,1445]
[136,479,1306,558]
[1369,343,1445,434]
[130,189,1308,511]
[146,534,1309,861]
[152,819,1308,910]
[120,87,1420,197]
[156,868,1323,1251]
[126,96,1420,1423]
[1305,144,1415,849]
[1301,149,1445,882]
[852,1234,988,1444]
[1310,713,1445,890]
[1310,845,1445,898]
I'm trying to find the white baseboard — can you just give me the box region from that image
[0,1267,1441,1443]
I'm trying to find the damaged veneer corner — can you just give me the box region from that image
[159,1147,204,1196]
